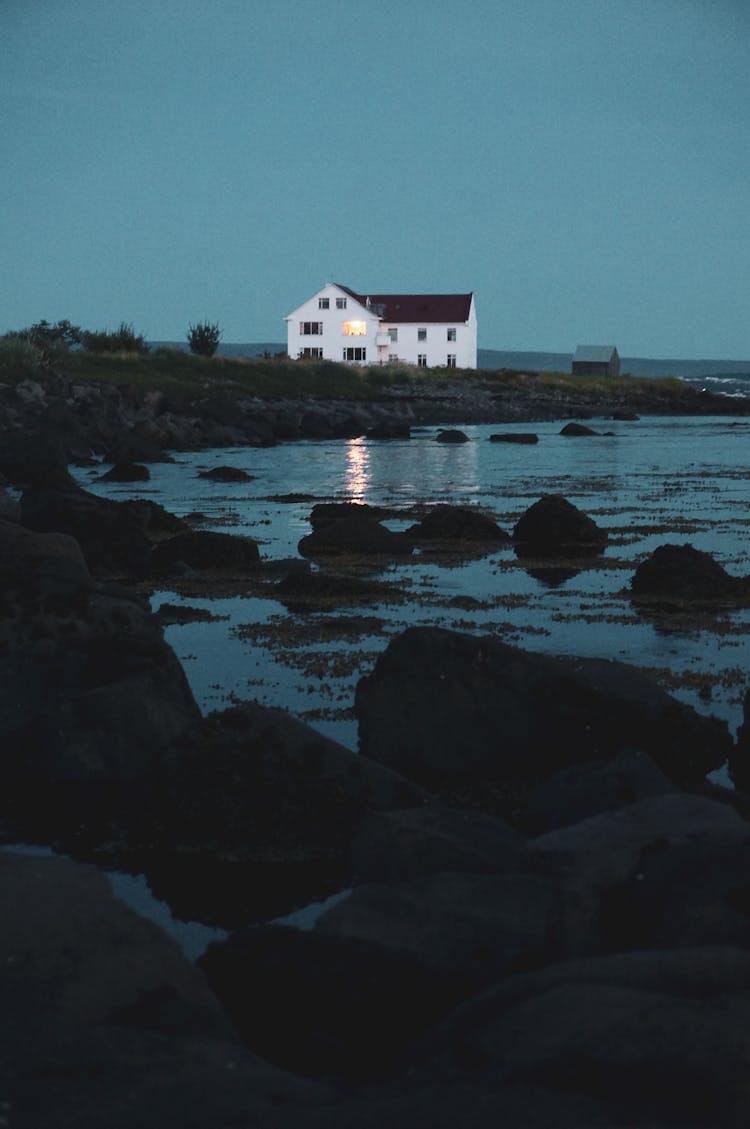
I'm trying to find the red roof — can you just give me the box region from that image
[335,284,473,324]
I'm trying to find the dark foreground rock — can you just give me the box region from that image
[1,853,334,1129]
[144,702,422,926]
[355,627,731,802]
[513,493,608,557]
[299,515,412,559]
[631,542,747,604]
[150,529,261,575]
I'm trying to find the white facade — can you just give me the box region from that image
[285,283,477,369]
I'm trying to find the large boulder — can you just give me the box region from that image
[631,542,745,604]
[513,494,607,556]
[299,515,412,559]
[0,517,92,607]
[410,947,750,1128]
[21,484,152,578]
[151,529,261,574]
[146,702,422,926]
[98,461,151,482]
[354,628,731,797]
[1,853,331,1129]
[406,505,510,547]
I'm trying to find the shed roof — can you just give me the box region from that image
[335,284,473,324]
[573,345,619,362]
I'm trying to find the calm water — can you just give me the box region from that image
[74,415,750,751]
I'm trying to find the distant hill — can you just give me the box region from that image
[153,341,750,383]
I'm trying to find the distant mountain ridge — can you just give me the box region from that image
[153,341,750,382]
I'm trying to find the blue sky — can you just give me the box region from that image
[2,0,749,358]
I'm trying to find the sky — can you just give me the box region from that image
[2,0,749,359]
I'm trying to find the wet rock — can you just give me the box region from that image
[0,486,20,522]
[350,802,524,884]
[436,428,469,443]
[407,505,509,547]
[630,542,744,604]
[513,493,607,556]
[119,498,190,539]
[612,409,639,420]
[20,484,152,578]
[489,432,539,443]
[1,853,330,1129]
[0,517,92,606]
[367,420,411,439]
[519,749,676,833]
[309,501,383,530]
[147,702,422,926]
[299,515,412,559]
[197,465,254,482]
[316,870,565,988]
[0,429,77,489]
[98,461,151,482]
[354,627,731,799]
[200,924,464,1079]
[274,569,404,612]
[560,422,600,436]
[151,529,261,574]
[412,946,750,1129]
[104,430,174,464]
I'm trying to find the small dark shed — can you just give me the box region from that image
[571,345,620,378]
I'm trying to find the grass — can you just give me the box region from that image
[0,339,698,407]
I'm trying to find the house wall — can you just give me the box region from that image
[286,287,477,369]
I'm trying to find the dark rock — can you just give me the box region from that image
[0,517,93,607]
[104,430,174,464]
[407,505,509,546]
[197,465,254,482]
[1,854,329,1129]
[519,749,676,833]
[316,870,565,988]
[560,422,600,436]
[146,701,422,926]
[151,529,260,574]
[119,498,190,539]
[310,501,383,530]
[354,627,731,798]
[0,429,77,489]
[513,494,607,556]
[489,432,539,444]
[630,542,744,604]
[612,410,639,421]
[0,486,20,522]
[436,429,469,443]
[730,688,750,791]
[299,515,412,559]
[413,946,750,1128]
[367,420,411,439]
[20,484,152,578]
[98,461,151,482]
[200,924,465,1079]
[350,802,524,884]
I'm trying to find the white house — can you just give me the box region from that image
[285,282,477,369]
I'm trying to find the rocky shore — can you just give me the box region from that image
[2,361,748,460]
[5,375,750,1126]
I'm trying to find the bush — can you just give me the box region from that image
[187,321,221,357]
[82,322,150,354]
[3,319,83,354]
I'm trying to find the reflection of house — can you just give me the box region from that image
[285,282,477,368]
[571,345,620,378]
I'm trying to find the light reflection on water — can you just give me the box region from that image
[75,416,750,748]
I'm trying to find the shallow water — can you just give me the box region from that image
[74,415,750,752]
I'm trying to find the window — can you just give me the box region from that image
[417,354,427,367]
[318,297,329,309]
[388,327,398,343]
[342,320,367,336]
[447,327,456,342]
[418,328,427,341]
[447,354,457,367]
[388,353,398,362]
[336,297,347,309]
[300,321,323,335]
[343,346,366,361]
[301,347,323,358]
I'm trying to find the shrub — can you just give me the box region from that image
[187,321,221,357]
[3,319,83,354]
[82,321,150,354]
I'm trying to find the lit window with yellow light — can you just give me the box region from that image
[342,320,367,336]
